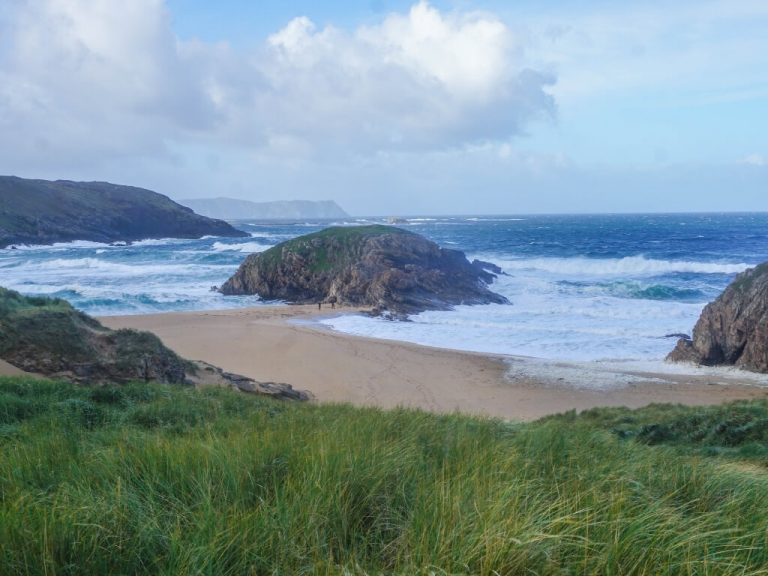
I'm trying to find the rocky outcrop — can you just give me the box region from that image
[220,225,508,317]
[187,361,313,401]
[0,176,247,248]
[667,262,768,372]
[0,288,311,401]
[0,287,190,383]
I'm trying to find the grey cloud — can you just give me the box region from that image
[0,0,556,174]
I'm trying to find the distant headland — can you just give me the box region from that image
[0,176,247,248]
[180,197,349,220]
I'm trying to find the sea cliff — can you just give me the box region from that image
[668,262,768,372]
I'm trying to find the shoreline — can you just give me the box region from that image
[91,305,768,421]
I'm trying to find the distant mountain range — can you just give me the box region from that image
[180,197,349,220]
[0,176,247,248]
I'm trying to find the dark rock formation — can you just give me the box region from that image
[0,175,247,248]
[220,225,508,317]
[667,262,768,372]
[187,361,313,401]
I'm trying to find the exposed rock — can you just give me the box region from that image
[667,262,768,372]
[472,259,507,276]
[0,175,247,248]
[220,225,509,317]
[187,361,313,401]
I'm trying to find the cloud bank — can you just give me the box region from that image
[0,0,554,173]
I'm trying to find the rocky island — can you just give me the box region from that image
[667,262,768,372]
[220,225,508,317]
[0,176,247,248]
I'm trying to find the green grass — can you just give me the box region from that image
[1,376,767,575]
[258,225,410,273]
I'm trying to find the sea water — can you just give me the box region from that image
[1,213,766,363]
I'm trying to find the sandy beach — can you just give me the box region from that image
[95,305,767,421]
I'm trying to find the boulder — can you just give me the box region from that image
[220,225,509,317]
[667,262,768,372]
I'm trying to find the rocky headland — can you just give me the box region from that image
[0,287,309,399]
[220,225,508,317]
[181,197,349,220]
[0,176,247,248]
[667,262,768,372]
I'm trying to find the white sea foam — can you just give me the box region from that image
[318,252,715,364]
[466,217,526,222]
[502,357,768,389]
[211,241,270,253]
[484,255,749,276]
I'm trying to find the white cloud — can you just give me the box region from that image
[742,154,766,166]
[519,0,768,103]
[0,0,555,174]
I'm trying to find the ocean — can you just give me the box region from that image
[2,213,766,364]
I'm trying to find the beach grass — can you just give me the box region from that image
[1,376,767,575]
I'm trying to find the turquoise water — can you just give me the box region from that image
[2,213,766,361]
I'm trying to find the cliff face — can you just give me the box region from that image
[667,262,768,372]
[181,197,349,220]
[220,225,508,317]
[0,176,247,247]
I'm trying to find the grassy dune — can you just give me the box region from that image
[1,377,767,575]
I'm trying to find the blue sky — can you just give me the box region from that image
[0,0,765,214]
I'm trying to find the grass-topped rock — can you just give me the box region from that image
[668,262,768,372]
[0,287,189,383]
[220,225,508,317]
[0,175,247,248]
[0,287,312,399]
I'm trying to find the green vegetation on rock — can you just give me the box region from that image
[1,376,767,575]
[0,287,189,383]
[0,175,247,247]
[221,225,508,316]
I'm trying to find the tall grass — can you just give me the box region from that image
[0,376,767,574]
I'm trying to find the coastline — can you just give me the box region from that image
[96,305,768,421]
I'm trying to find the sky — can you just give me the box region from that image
[0,0,766,215]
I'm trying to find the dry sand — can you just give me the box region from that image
[99,305,768,421]
[0,359,29,377]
